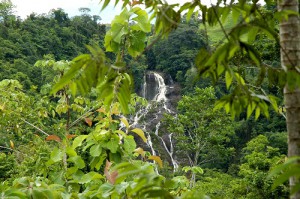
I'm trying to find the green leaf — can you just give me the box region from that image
[123,135,136,154]
[225,71,233,89]
[191,166,204,174]
[255,106,260,120]
[234,72,245,85]
[31,189,52,199]
[101,0,110,11]
[68,156,85,169]
[116,73,132,114]
[247,26,259,42]
[247,101,256,119]
[186,5,196,22]
[128,31,147,57]
[72,135,88,149]
[77,172,103,184]
[131,7,151,32]
[1,189,27,198]
[102,134,120,153]
[66,147,77,157]
[99,183,114,197]
[111,23,128,44]
[272,165,300,189]
[90,144,102,157]
[49,147,64,163]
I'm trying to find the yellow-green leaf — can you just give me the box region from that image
[225,71,233,90]
[148,155,163,168]
[120,117,129,129]
[131,128,147,143]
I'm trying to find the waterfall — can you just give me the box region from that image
[153,72,172,113]
[133,71,178,172]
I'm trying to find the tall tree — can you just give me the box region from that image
[279,0,300,198]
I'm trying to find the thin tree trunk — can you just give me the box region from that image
[279,0,300,198]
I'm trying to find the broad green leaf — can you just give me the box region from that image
[272,166,300,189]
[90,144,102,157]
[191,166,204,174]
[186,5,195,22]
[98,183,114,197]
[102,134,120,153]
[72,135,88,149]
[128,31,147,57]
[66,167,78,177]
[111,22,128,44]
[66,147,77,157]
[1,189,27,198]
[77,172,103,184]
[247,26,259,42]
[123,135,136,154]
[131,7,151,32]
[31,189,52,199]
[49,147,63,163]
[68,156,85,169]
[131,128,147,142]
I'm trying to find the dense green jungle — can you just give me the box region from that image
[0,0,298,198]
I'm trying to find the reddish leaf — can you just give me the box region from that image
[66,134,77,139]
[97,108,106,113]
[132,0,141,6]
[46,135,61,142]
[104,160,118,184]
[85,118,93,127]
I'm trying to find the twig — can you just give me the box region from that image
[69,106,98,129]
[0,146,13,151]
[20,119,49,136]
[211,4,230,41]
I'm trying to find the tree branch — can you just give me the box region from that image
[20,119,49,136]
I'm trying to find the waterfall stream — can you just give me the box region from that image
[133,71,178,171]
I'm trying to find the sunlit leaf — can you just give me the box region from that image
[9,140,14,149]
[120,117,129,129]
[123,136,136,153]
[148,155,163,168]
[77,172,103,184]
[72,135,88,148]
[225,71,233,89]
[134,147,146,157]
[131,128,147,142]
[68,156,85,169]
[90,144,102,157]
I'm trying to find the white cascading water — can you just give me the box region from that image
[133,71,178,172]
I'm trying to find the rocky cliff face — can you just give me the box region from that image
[133,71,181,171]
